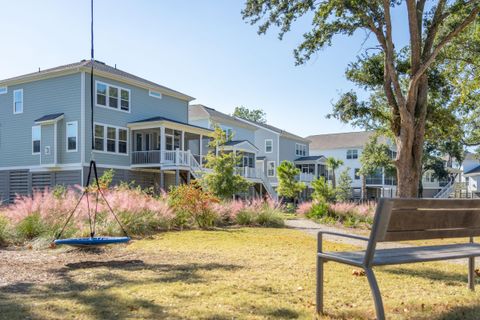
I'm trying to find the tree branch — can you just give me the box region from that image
[422,0,447,58]
[407,0,422,73]
[412,6,480,87]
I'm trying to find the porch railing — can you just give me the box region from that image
[235,166,264,179]
[132,149,197,166]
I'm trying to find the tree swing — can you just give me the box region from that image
[53,0,130,247]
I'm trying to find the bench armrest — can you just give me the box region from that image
[317,231,370,254]
[318,231,370,242]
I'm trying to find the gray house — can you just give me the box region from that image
[0,60,212,202]
[189,105,327,198]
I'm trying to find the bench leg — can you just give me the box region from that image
[316,256,324,314]
[468,257,475,291]
[365,268,385,320]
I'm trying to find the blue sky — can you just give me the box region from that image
[0,1,409,137]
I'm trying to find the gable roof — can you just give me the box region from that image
[0,60,194,102]
[223,140,259,151]
[189,105,258,130]
[307,131,382,150]
[235,117,309,142]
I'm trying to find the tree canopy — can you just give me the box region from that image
[276,160,306,200]
[243,0,480,197]
[233,106,267,123]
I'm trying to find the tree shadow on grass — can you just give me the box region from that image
[434,305,480,320]
[0,258,243,320]
[382,266,472,286]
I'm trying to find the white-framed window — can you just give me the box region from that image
[295,143,307,156]
[267,161,276,177]
[93,123,128,155]
[32,126,41,154]
[95,81,131,112]
[346,149,358,159]
[265,139,273,153]
[13,89,23,114]
[149,90,162,99]
[423,171,435,183]
[66,121,78,152]
[0,87,7,95]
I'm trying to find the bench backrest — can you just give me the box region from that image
[372,198,480,242]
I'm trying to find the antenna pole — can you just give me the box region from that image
[90,0,95,151]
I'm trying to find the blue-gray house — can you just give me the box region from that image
[0,60,212,202]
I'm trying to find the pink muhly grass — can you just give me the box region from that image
[296,201,313,216]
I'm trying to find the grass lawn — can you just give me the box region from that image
[1,228,480,319]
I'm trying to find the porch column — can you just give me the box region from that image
[160,126,165,163]
[187,171,191,184]
[160,170,165,191]
[314,163,318,178]
[181,130,185,151]
[199,134,203,166]
[175,169,180,186]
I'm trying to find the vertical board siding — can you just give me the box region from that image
[0,170,9,203]
[9,170,29,202]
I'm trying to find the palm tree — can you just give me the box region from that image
[325,157,344,189]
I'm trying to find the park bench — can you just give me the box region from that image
[316,198,480,320]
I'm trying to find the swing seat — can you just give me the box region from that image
[54,236,130,247]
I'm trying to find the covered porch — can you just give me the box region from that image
[127,117,213,170]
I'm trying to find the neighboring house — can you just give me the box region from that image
[189,105,327,199]
[307,131,399,199]
[0,60,212,203]
[189,104,271,198]
[306,131,472,199]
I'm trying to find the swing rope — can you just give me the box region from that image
[53,0,129,242]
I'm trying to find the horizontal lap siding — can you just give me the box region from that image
[84,74,190,167]
[0,73,81,168]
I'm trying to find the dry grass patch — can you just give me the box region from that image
[0,228,480,319]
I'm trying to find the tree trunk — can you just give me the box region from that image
[331,170,336,189]
[394,75,428,198]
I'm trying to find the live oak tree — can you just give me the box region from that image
[233,106,267,124]
[242,0,480,197]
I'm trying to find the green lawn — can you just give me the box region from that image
[1,228,480,319]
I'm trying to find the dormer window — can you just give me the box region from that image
[96,81,130,112]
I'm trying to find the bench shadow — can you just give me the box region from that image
[382,266,471,286]
[1,258,242,320]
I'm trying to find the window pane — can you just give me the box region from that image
[32,126,41,141]
[119,141,127,154]
[107,139,116,152]
[119,129,127,141]
[33,141,40,154]
[95,138,104,151]
[96,83,107,106]
[95,125,104,138]
[107,127,116,139]
[109,87,118,108]
[68,137,77,150]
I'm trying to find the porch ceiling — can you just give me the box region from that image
[128,116,213,136]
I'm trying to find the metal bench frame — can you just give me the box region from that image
[316,198,480,320]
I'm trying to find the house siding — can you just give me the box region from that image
[84,74,190,167]
[280,137,309,163]
[254,129,279,184]
[0,73,82,168]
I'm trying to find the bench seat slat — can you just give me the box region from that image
[319,243,480,266]
[391,199,480,210]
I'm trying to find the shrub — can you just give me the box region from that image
[169,183,219,229]
[255,207,284,227]
[0,214,10,245]
[235,210,255,226]
[16,212,45,240]
[306,202,329,220]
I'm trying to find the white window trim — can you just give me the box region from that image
[346,149,358,160]
[265,139,273,153]
[95,81,131,113]
[0,87,7,95]
[267,161,276,177]
[13,89,23,114]
[66,121,78,153]
[149,90,162,99]
[295,143,307,156]
[93,122,129,156]
[32,125,41,155]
